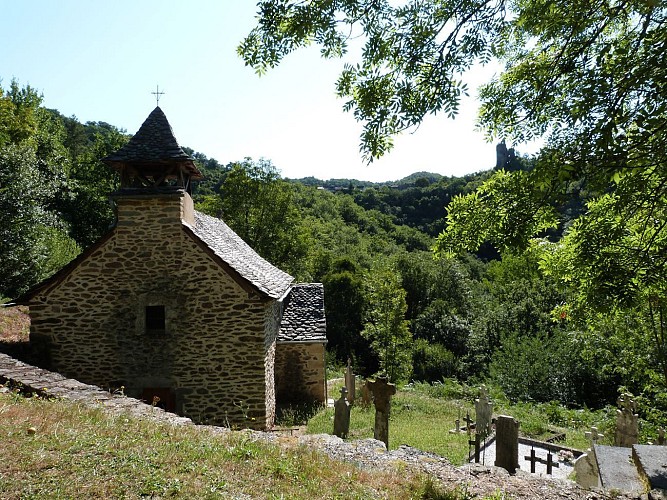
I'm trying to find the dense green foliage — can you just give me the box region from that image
[361,261,412,382]
[3,77,666,427]
[0,81,128,298]
[196,158,310,277]
[238,0,667,423]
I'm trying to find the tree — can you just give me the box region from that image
[321,260,372,370]
[243,2,667,297]
[539,190,667,388]
[61,120,128,247]
[361,261,413,382]
[242,0,667,178]
[0,82,80,298]
[196,158,310,278]
[0,79,42,147]
[0,143,78,298]
[240,0,505,161]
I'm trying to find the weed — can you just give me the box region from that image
[411,477,480,500]
[276,401,321,427]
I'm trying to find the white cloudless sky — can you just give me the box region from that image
[1,1,522,182]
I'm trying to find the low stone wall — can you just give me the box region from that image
[0,352,192,426]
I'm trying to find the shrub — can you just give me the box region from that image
[489,330,618,407]
[412,340,459,382]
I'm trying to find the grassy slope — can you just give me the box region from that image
[0,307,612,496]
[309,391,472,465]
[0,390,451,499]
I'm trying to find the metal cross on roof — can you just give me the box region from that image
[151,85,165,105]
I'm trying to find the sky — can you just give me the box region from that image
[1,1,514,182]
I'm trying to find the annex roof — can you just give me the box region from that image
[103,106,203,179]
[278,283,327,342]
[186,211,294,300]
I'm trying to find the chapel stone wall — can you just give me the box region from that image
[274,342,326,405]
[29,192,275,430]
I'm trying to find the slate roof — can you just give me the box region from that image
[278,283,327,342]
[103,106,203,179]
[186,211,293,300]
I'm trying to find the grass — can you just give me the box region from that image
[309,389,471,465]
[0,305,29,344]
[310,379,616,465]
[0,387,500,499]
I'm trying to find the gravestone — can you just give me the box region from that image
[360,380,372,407]
[495,415,519,474]
[469,432,481,463]
[585,426,604,448]
[524,447,560,475]
[333,387,351,438]
[367,375,397,449]
[633,444,667,491]
[596,444,644,495]
[344,358,355,404]
[574,450,600,489]
[615,393,638,447]
[475,385,493,439]
[463,411,474,432]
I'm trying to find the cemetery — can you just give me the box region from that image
[1,87,666,498]
[318,369,667,497]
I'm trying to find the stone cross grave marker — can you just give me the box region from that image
[333,386,351,439]
[574,451,600,489]
[585,426,604,449]
[469,432,482,463]
[463,411,474,433]
[615,393,638,447]
[475,384,493,439]
[345,358,355,404]
[367,375,397,449]
[495,415,520,474]
[450,406,464,434]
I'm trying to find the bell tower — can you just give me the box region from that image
[103,106,202,193]
[102,106,203,225]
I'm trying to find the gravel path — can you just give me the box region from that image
[473,439,575,480]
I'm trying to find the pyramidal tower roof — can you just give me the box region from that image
[103,106,203,179]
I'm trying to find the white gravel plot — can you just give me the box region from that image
[471,441,575,480]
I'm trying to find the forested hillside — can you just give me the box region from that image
[1,79,665,423]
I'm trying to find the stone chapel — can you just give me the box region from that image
[16,107,327,430]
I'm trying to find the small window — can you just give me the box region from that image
[145,305,165,334]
